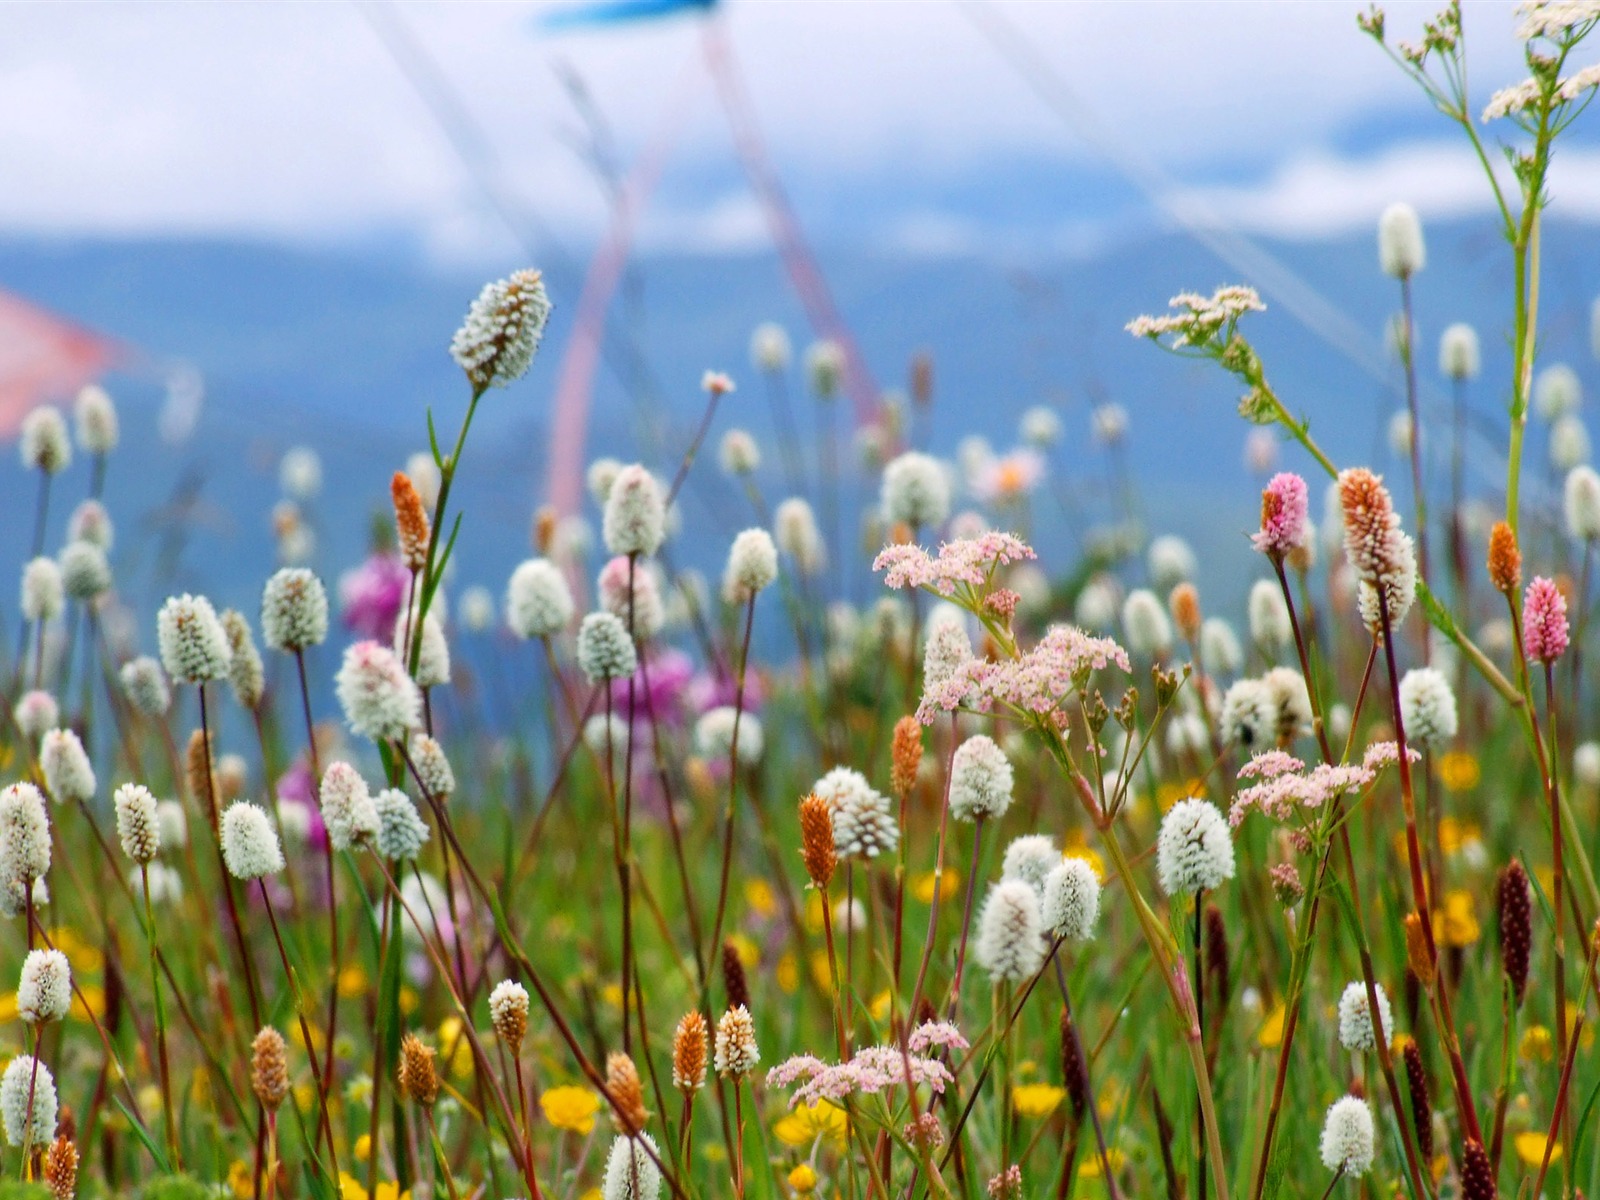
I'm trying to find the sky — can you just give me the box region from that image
[0,1,1592,265]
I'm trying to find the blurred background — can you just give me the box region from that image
[1,0,1597,626]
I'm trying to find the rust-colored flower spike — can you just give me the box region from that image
[1203,903,1230,1010]
[397,1033,439,1108]
[392,472,431,573]
[1060,1006,1089,1125]
[889,520,913,547]
[671,1011,708,1093]
[1169,583,1202,643]
[1488,520,1522,595]
[722,939,750,1013]
[798,793,836,889]
[185,728,214,816]
[605,1051,649,1134]
[1497,860,1531,1006]
[43,1135,76,1200]
[251,1026,290,1112]
[891,717,923,799]
[1401,1039,1432,1165]
[1459,1137,1495,1200]
[533,505,558,555]
[1403,913,1434,987]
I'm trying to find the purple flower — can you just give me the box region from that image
[609,648,695,725]
[338,553,410,641]
[1251,472,1309,558]
[1523,576,1570,664]
[689,666,764,715]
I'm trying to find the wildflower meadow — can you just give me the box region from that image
[8,4,1600,1200]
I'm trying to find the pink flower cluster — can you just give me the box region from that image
[1523,576,1570,664]
[873,533,1036,596]
[768,1045,954,1107]
[1229,741,1418,826]
[907,1020,969,1054]
[1251,473,1309,558]
[916,624,1131,725]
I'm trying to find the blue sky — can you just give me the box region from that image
[0,1,1593,263]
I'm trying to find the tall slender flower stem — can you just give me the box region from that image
[1542,662,1572,1172]
[408,387,485,676]
[141,865,179,1167]
[1398,275,1429,594]
[944,815,987,1020]
[199,683,264,1029]
[293,647,342,1124]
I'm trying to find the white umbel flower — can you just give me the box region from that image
[1319,1096,1376,1175]
[450,268,551,390]
[1336,981,1392,1052]
[1156,798,1234,896]
[220,802,284,880]
[949,735,1014,822]
[1042,858,1101,942]
[1001,834,1057,895]
[39,728,94,803]
[506,558,574,639]
[12,692,58,743]
[975,880,1047,982]
[373,789,430,861]
[320,762,380,852]
[114,783,161,863]
[20,559,63,624]
[603,465,667,558]
[695,707,762,765]
[576,612,637,684]
[774,498,826,575]
[1439,323,1480,381]
[59,540,111,603]
[881,451,951,529]
[1566,465,1600,540]
[1249,579,1291,653]
[261,568,329,652]
[120,656,171,717]
[1122,589,1172,657]
[222,610,265,710]
[157,594,231,684]
[602,1131,663,1200]
[335,641,421,742]
[1378,202,1425,278]
[1398,667,1458,748]
[1536,363,1582,420]
[722,528,778,602]
[714,1005,759,1077]
[17,949,70,1025]
[20,407,70,474]
[750,322,791,372]
[0,1054,56,1146]
[74,384,119,454]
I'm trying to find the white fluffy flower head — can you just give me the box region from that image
[603,465,667,558]
[603,1131,662,1200]
[120,657,171,717]
[1398,667,1458,748]
[975,879,1047,982]
[0,1054,55,1147]
[695,707,763,765]
[261,568,330,652]
[373,789,430,861]
[949,735,1014,822]
[774,498,825,575]
[220,802,285,880]
[1439,323,1479,381]
[40,728,95,803]
[0,783,51,889]
[1001,834,1058,895]
[74,384,119,454]
[1042,858,1101,942]
[450,268,551,390]
[157,593,231,684]
[577,612,638,684]
[1378,202,1425,278]
[815,766,898,859]
[17,949,70,1024]
[59,540,111,603]
[12,692,58,743]
[114,784,161,864]
[1249,579,1291,652]
[20,559,63,625]
[335,641,422,742]
[20,407,70,474]
[750,322,791,372]
[714,1005,760,1077]
[1121,589,1172,658]
[1319,1096,1376,1175]
[507,558,574,639]
[1156,798,1234,896]
[881,451,951,529]
[1566,465,1600,540]
[1336,981,1392,1052]
[320,762,380,852]
[723,528,778,602]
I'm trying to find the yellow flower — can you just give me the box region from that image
[1521,1025,1555,1063]
[0,994,16,1024]
[436,1016,473,1079]
[1433,890,1480,948]
[338,1175,411,1200]
[744,879,778,919]
[1436,751,1480,793]
[50,928,103,973]
[1258,1003,1286,1049]
[810,951,836,991]
[777,952,800,994]
[1515,1130,1560,1165]
[541,1085,601,1135]
[1157,781,1198,813]
[399,986,419,1016]
[787,1163,818,1193]
[601,983,624,1009]
[773,1100,848,1147]
[1062,837,1105,881]
[1096,1079,1125,1121]
[69,986,104,1023]
[339,966,370,998]
[729,932,760,969]
[1012,1083,1066,1118]
[869,990,892,1023]
[1079,1148,1127,1177]
[913,870,960,904]
[228,1160,253,1200]
[354,1134,371,1161]
[804,890,826,934]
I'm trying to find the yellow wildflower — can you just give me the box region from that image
[1062,837,1105,881]
[1012,1083,1066,1118]
[437,1015,473,1079]
[228,1160,253,1199]
[1096,1079,1125,1121]
[1432,890,1480,947]
[1157,781,1201,813]
[541,1085,601,1135]
[810,951,835,991]
[0,994,16,1024]
[601,983,623,1009]
[776,952,800,994]
[354,1134,371,1161]
[1521,1025,1555,1063]
[1515,1130,1560,1165]
[339,965,370,998]
[870,990,892,1023]
[399,986,419,1016]
[744,879,778,919]
[1258,1002,1286,1049]
[913,870,960,904]
[729,932,760,969]
[1080,1148,1127,1177]
[1437,751,1479,792]
[788,1163,818,1193]
[69,986,103,1023]
[773,1100,848,1147]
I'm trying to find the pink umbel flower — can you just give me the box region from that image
[1229,740,1419,826]
[1523,576,1570,664]
[915,624,1131,725]
[874,533,1036,598]
[767,1046,953,1108]
[1252,473,1309,558]
[907,1020,969,1054]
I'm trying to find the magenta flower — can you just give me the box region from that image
[338,552,410,641]
[1523,576,1570,664]
[609,648,695,724]
[1251,472,1309,558]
